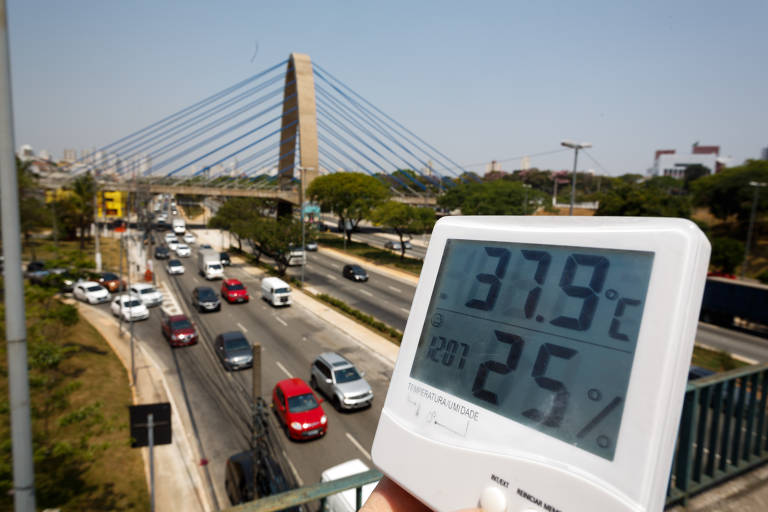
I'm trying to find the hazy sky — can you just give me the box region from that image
[7,0,767,175]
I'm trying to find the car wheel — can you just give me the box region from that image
[310,375,317,390]
[333,395,341,411]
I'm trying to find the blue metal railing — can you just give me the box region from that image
[222,363,768,511]
[667,363,768,506]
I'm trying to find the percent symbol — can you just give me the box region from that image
[577,391,623,449]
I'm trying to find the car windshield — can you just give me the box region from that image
[275,287,290,294]
[169,260,181,266]
[87,285,102,292]
[227,283,245,291]
[352,266,365,274]
[171,319,192,330]
[210,264,222,270]
[103,273,118,280]
[199,289,216,300]
[334,367,361,383]
[287,393,319,413]
[140,288,155,294]
[124,300,141,308]
[224,337,250,352]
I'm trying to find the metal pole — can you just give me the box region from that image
[148,413,155,512]
[299,167,305,285]
[128,235,135,385]
[119,232,124,334]
[94,189,102,271]
[569,148,579,216]
[0,0,37,508]
[741,181,766,278]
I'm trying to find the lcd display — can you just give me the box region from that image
[410,239,654,460]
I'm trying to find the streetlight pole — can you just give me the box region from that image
[741,181,766,278]
[561,140,592,216]
[296,166,314,286]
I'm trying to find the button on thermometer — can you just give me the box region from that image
[372,216,710,512]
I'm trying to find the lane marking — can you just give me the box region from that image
[388,285,402,293]
[282,449,304,486]
[276,361,293,378]
[275,316,288,327]
[359,289,373,297]
[345,432,372,461]
[326,274,338,281]
[400,307,411,314]
[236,322,248,333]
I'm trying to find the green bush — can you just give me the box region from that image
[316,294,402,344]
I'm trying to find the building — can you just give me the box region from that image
[18,144,34,161]
[649,143,728,178]
[62,148,77,163]
[761,146,768,161]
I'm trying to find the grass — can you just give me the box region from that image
[0,291,149,510]
[22,237,124,273]
[317,233,424,276]
[315,293,403,343]
[692,345,749,372]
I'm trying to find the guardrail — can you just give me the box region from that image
[667,363,768,506]
[222,364,768,511]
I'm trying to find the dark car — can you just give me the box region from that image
[192,286,221,312]
[342,264,368,282]
[220,252,231,266]
[221,279,249,303]
[225,450,300,507]
[40,271,78,293]
[98,272,126,293]
[160,311,198,347]
[215,331,253,371]
[155,246,170,260]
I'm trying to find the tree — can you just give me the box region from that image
[369,202,436,260]
[208,197,269,251]
[66,173,96,249]
[692,160,768,225]
[709,237,744,274]
[683,164,711,191]
[307,173,390,241]
[17,158,50,259]
[595,180,691,218]
[438,180,544,215]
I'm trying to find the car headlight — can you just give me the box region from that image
[290,421,302,431]
[320,415,327,425]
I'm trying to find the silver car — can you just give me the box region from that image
[310,352,373,410]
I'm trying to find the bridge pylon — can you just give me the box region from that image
[276,53,319,218]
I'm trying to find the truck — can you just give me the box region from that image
[172,218,186,235]
[699,277,768,329]
[261,277,292,307]
[197,249,223,280]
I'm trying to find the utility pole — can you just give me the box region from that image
[0,0,37,508]
[94,189,102,271]
[297,166,314,285]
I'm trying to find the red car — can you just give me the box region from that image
[272,378,327,440]
[160,311,198,347]
[221,279,249,303]
[98,272,126,293]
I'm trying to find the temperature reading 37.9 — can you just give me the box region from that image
[410,239,654,460]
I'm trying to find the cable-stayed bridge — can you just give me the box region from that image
[52,53,480,208]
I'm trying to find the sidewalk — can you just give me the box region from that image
[73,300,210,512]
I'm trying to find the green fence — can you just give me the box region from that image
[223,364,768,511]
[667,363,768,506]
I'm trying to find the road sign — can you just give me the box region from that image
[129,403,171,447]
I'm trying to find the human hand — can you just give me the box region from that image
[361,476,482,512]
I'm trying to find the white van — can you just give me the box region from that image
[321,459,378,512]
[172,218,186,235]
[261,277,292,306]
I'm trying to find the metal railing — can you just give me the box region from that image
[667,363,768,506]
[222,364,768,511]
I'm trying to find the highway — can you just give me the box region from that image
[88,236,395,508]
[102,210,768,508]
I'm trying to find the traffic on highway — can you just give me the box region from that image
[40,196,768,509]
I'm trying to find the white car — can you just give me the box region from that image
[175,243,191,257]
[129,283,163,307]
[183,232,196,244]
[110,294,150,322]
[73,281,110,304]
[164,233,177,244]
[168,240,179,251]
[167,259,185,275]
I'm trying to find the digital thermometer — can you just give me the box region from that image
[372,217,710,512]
